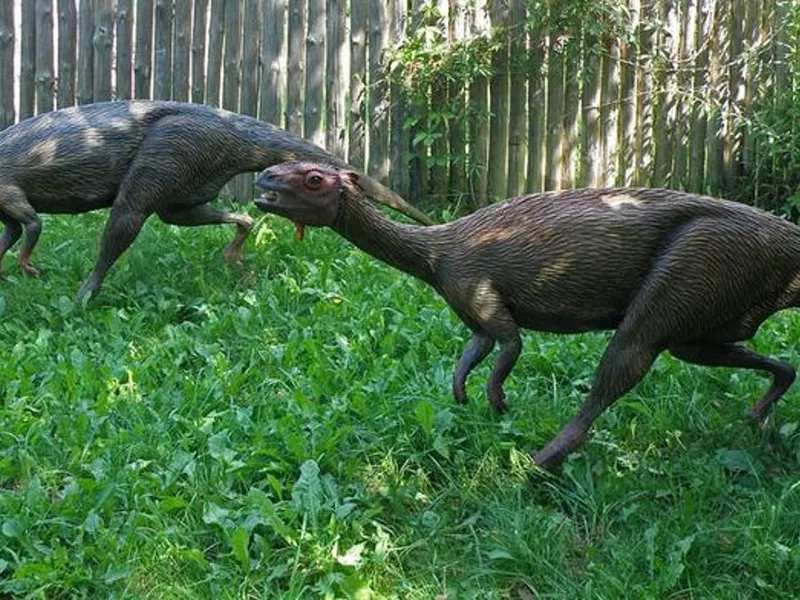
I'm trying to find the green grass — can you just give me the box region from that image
[2,208,800,599]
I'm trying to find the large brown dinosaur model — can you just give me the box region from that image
[0,100,432,301]
[253,160,800,471]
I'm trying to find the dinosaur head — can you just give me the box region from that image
[254,161,363,240]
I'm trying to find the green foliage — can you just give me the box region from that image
[2,213,800,597]
[739,1,800,213]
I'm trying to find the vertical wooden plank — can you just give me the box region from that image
[56,0,77,109]
[487,0,509,200]
[705,0,727,195]
[0,0,14,128]
[240,0,261,116]
[506,0,526,197]
[35,0,54,114]
[616,0,637,185]
[153,0,173,100]
[221,0,243,199]
[92,0,113,102]
[773,0,789,94]
[447,0,467,202]
[429,0,449,201]
[741,0,759,174]
[469,0,489,206]
[191,0,208,104]
[688,0,710,192]
[725,0,746,189]
[526,29,545,192]
[562,36,580,188]
[116,0,133,100]
[206,0,225,107]
[390,0,409,196]
[633,0,653,185]
[77,0,93,105]
[368,0,390,183]
[304,0,325,147]
[326,0,347,157]
[222,0,241,110]
[134,0,153,99]
[286,0,305,135]
[672,0,693,188]
[172,0,191,102]
[545,36,564,190]
[20,0,36,118]
[260,0,285,125]
[600,33,620,187]
[581,31,603,187]
[407,0,429,203]
[349,0,367,169]
[235,0,261,201]
[652,0,676,188]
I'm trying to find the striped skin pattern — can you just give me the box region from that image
[0,100,430,302]
[255,161,800,471]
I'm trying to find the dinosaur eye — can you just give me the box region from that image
[306,173,323,189]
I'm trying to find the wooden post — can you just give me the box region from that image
[741,0,760,176]
[134,0,153,99]
[688,0,710,192]
[286,0,305,135]
[600,34,620,187]
[506,0,526,197]
[407,0,429,203]
[726,0,746,189]
[35,0,54,115]
[349,0,367,169]
[221,0,243,200]
[487,0,509,200]
[206,0,225,107]
[235,0,261,201]
[652,0,676,188]
[469,0,489,206]
[368,0,390,183]
[526,28,545,192]
[429,0,449,201]
[240,0,261,117]
[20,0,36,118]
[616,0,636,185]
[153,0,173,100]
[0,0,14,128]
[633,0,654,186]
[304,0,325,148]
[191,0,208,104]
[562,36,580,188]
[222,0,241,110]
[116,0,133,100]
[77,0,93,105]
[390,0,409,196]
[706,0,726,195]
[672,0,693,188]
[581,32,603,187]
[447,0,466,202]
[172,0,191,102]
[259,0,286,125]
[92,0,114,102]
[326,0,347,157]
[545,35,564,190]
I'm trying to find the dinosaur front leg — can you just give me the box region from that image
[157,204,255,266]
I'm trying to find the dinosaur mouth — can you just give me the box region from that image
[254,192,306,241]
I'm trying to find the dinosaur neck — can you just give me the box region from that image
[227,111,344,169]
[332,193,439,286]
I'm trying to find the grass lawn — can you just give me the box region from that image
[1,208,800,599]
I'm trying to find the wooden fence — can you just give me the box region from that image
[0,0,790,206]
